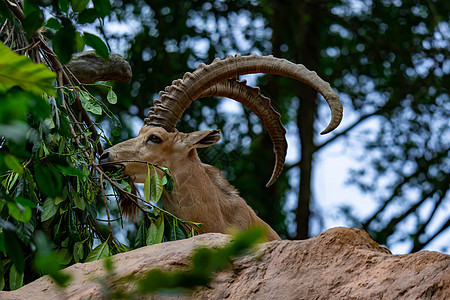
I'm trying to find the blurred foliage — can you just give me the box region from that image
[95,227,265,298]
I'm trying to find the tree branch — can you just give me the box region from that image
[316,108,383,151]
[412,217,450,252]
[285,107,386,173]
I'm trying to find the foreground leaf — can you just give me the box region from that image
[0,43,55,95]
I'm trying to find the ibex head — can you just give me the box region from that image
[99,126,221,182]
[100,54,343,187]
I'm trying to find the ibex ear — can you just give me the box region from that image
[185,129,221,149]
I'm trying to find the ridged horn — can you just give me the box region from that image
[198,79,287,187]
[145,54,343,186]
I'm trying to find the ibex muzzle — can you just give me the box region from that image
[102,54,343,240]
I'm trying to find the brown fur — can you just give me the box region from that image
[101,126,281,241]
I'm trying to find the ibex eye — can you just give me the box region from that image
[147,135,162,144]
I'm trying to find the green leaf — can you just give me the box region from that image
[74,31,86,51]
[0,43,56,96]
[15,196,37,208]
[53,19,76,64]
[114,240,132,253]
[58,0,69,13]
[0,275,5,291]
[144,165,151,202]
[4,154,23,175]
[30,94,51,119]
[0,0,14,23]
[78,90,102,115]
[34,165,62,197]
[112,126,121,136]
[59,0,70,12]
[146,217,164,245]
[85,242,110,262]
[4,231,25,273]
[56,248,72,265]
[16,216,36,244]
[56,165,85,180]
[9,264,24,291]
[161,175,168,185]
[135,220,146,248]
[164,172,174,193]
[151,166,163,203]
[33,232,72,287]
[78,8,98,24]
[0,232,5,252]
[45,18,61,30]
[71,0,89,12]
[34,252,71,287]
[103,257,114,272]
[93,0,111,17]
[7,202,32,223]
[170,223,187,241]
[53,195,65,205]
[22,9,44,35]
[73,242,84,263]
[73,192,86,210]
[82,32,109,60]
[107,88,117,104]
[41,198,58,222]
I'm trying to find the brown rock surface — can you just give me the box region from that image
[66,51,132,84]
[1,227,448,299]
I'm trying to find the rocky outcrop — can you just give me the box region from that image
[1,227,449,299]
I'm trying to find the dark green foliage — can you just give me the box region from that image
[0,2,199,291]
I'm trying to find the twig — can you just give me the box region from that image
[100,172,114,237]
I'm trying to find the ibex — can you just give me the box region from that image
[99,54,343,241]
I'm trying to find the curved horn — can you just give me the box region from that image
[146,54,342,134]
[198,79,287,187]
[145,54,343,186]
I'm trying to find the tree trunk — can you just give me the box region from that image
[267,0,321,239]
[295,3,321,239]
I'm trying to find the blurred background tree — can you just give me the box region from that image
[104,0,448,252]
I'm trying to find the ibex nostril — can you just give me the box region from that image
[99,152,110,164]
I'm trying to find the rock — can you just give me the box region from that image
[66,51,132,84]
[1,227,448,299]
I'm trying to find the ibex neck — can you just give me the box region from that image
[162,159,228,232]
